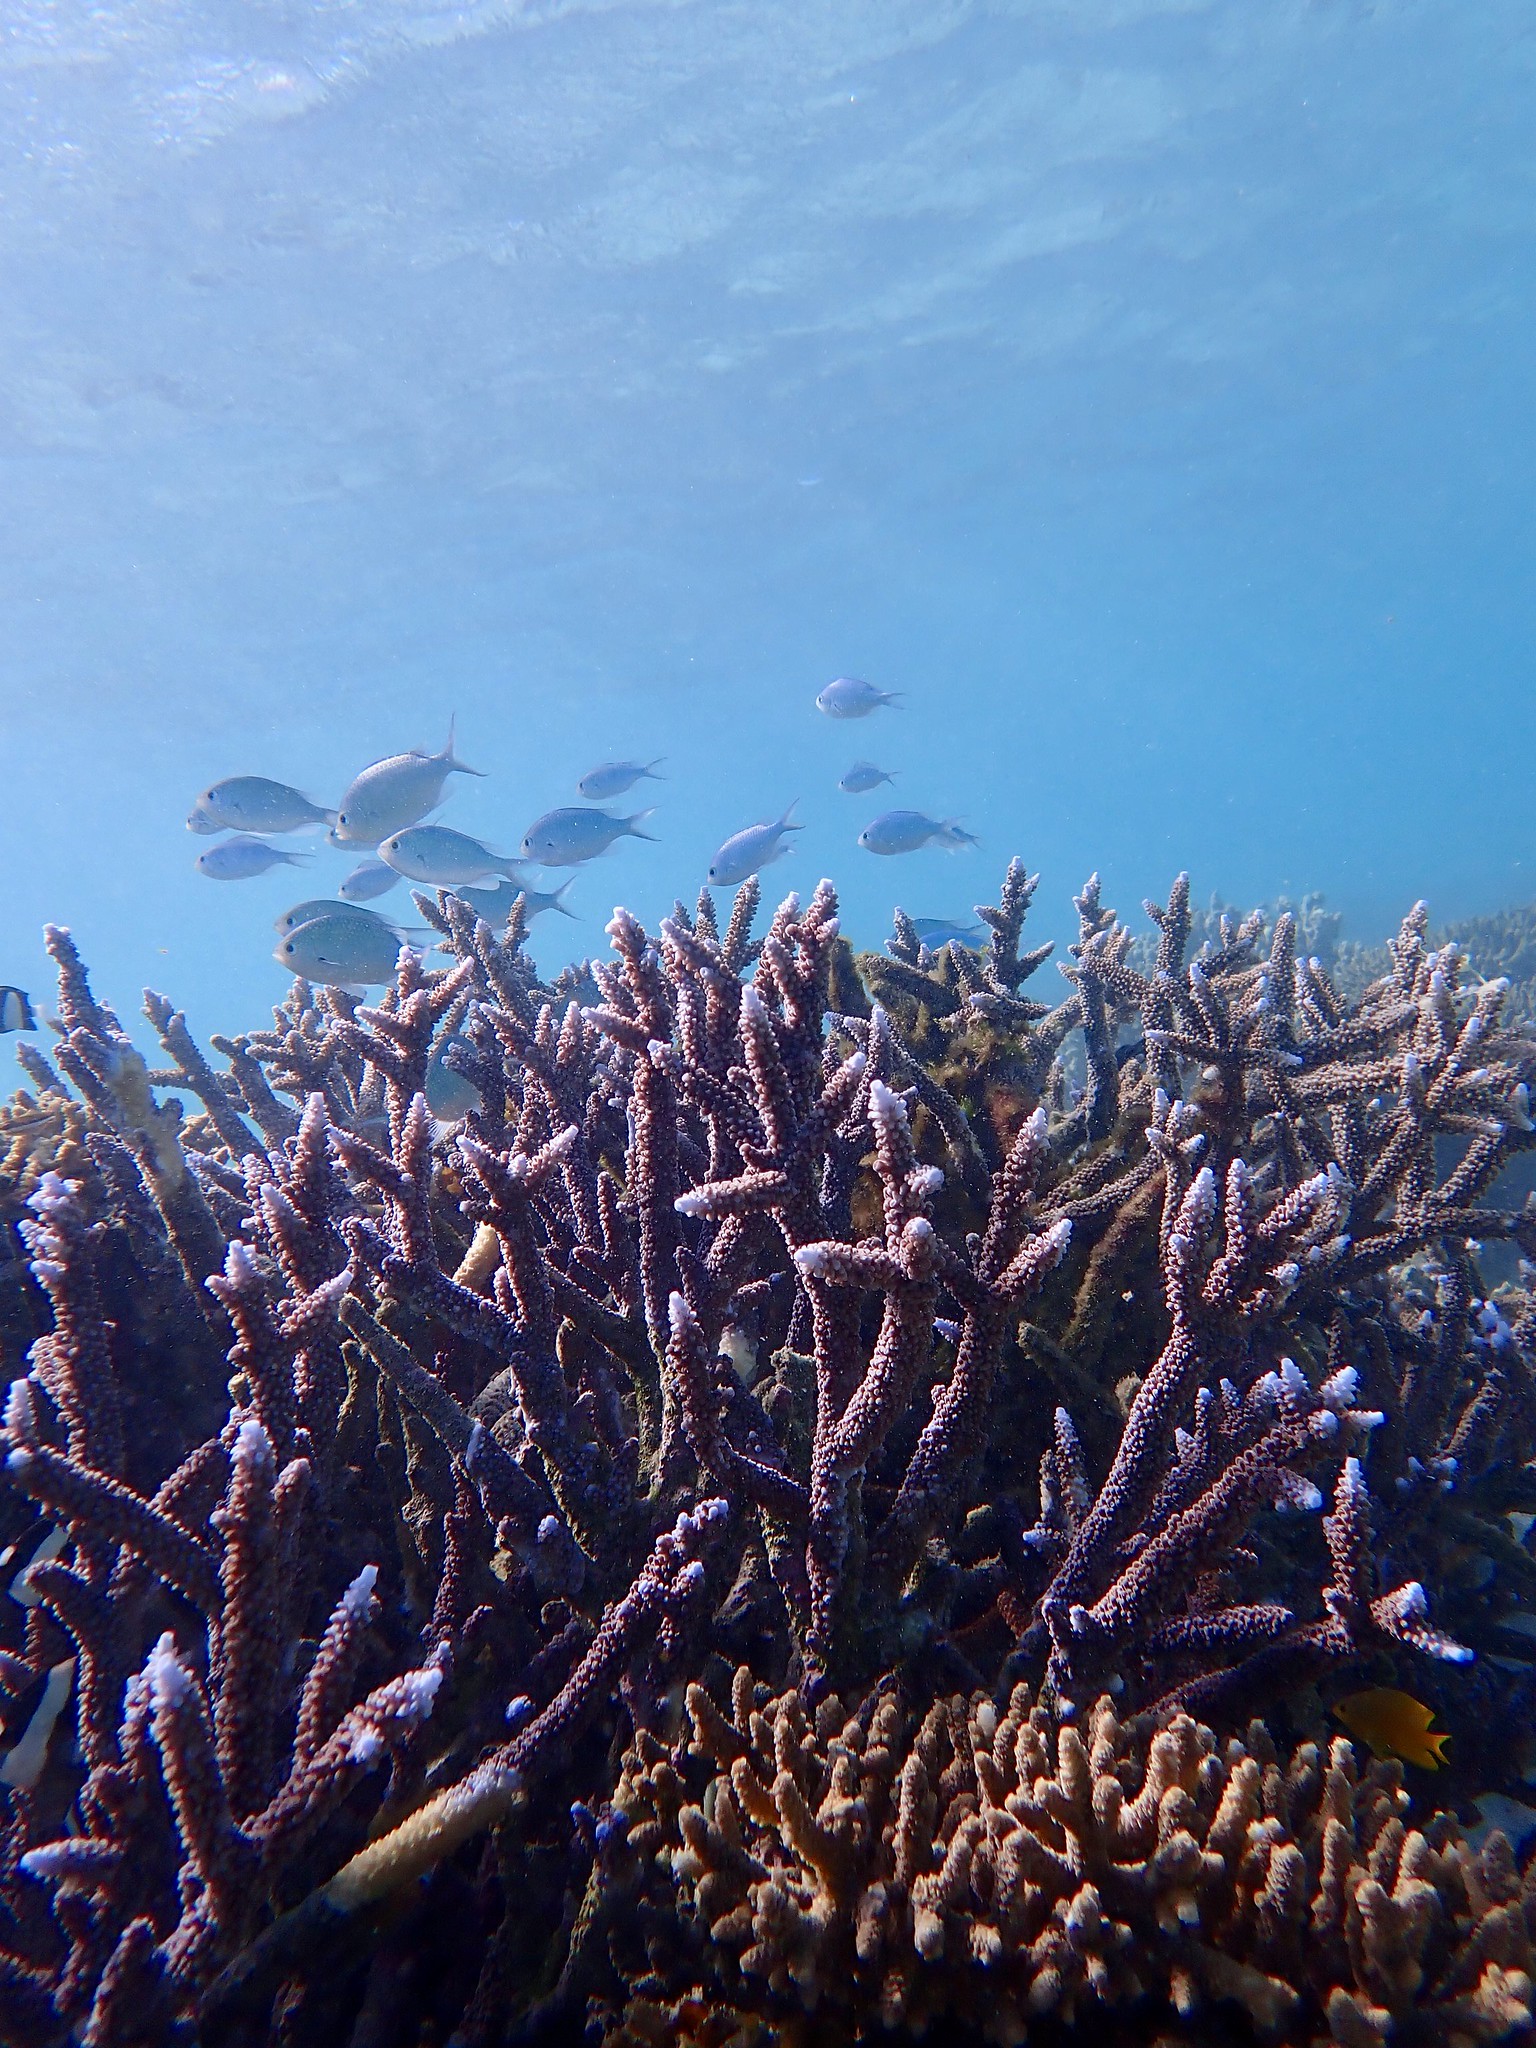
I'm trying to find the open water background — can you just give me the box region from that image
[2,1,1533,1075]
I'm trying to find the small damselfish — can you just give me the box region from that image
[1332,1688,1451,1769]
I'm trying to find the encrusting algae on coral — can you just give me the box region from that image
[0,862,1533,2045]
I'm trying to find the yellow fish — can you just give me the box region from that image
[1332,1688,1450,1769]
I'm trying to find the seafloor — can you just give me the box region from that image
[1,865,1534,2048]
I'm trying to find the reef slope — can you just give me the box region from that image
[0,866,1534,2046]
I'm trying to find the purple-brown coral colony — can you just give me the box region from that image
[1,863,1535,2047]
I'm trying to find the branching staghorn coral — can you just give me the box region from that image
[0,858,1531,2045]
[599,1668,1536,2046]
[1441,903,1536,1025]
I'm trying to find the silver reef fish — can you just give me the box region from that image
[333,719,483,844]
[274,913,407,987]
[338,860,401,902]
[274,899,399,937]
[858,810,978,856]
[838,761,896,794]
[449,877,576,924]
[425,1042,483,1121]
[577,758,665,800]
[816,676,902,719]
[515,879,578,922]
[377,824,532,886]
[196,836,309,880]
[910,917,988,949]
[0,987,36,1033]
[187,776,335,835]
[450,877,520,921]
[707,803,801,887]
[519,807,657,866]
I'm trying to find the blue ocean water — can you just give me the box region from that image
[2,1,1532,1077]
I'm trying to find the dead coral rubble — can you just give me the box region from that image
[601,1671,1536,2046]
[0,864,1531,2046]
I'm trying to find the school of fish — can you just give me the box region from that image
[117,680,983,1075]
[3,680,983,1042]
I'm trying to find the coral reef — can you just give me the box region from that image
[600,1670,1536,2046]
[1437,905,1536,1027]
[0,861,1532,2046]
[1154,891,1536,1022]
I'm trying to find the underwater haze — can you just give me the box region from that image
[2,0,1534,1062]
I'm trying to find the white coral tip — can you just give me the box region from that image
[402,1665,444,1718]
[231,1415,274,1475]
[222,1238,260,1287]
[145,1634,191,1714]
[867,1078,905,1126]
[1320,1366,1359,1411]
[3,1378,37,1442]
[341,1563,379,1620]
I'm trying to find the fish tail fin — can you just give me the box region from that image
[940,821,979,850]
[625,808,659,841]
[882,690,906,707]
[645,758,667,779]
[443,712,486,778]
[553,879,579,917]
[0,989,36,1033]
[779,798,803,831]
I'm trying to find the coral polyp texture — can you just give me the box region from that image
[603,1674,1536,2046]
[0,864,1534,2047]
